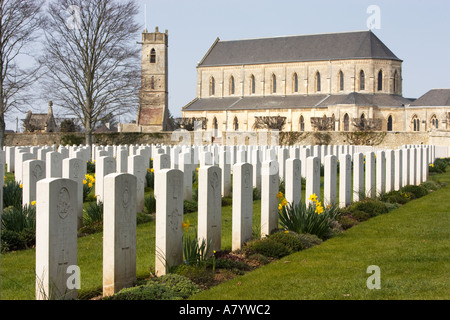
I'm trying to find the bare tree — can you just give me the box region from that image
[252,116,287,131]
[0,0,45,148]
[42,0,141,146]
[352,118,382,131]
[310,116,335,131]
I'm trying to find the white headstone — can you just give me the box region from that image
[63,158,86,229]
[46,151,63,178]
[285,158,302,207]
[232,163,253,251]
[155,169,184,276]
[128,155,145,213]
[103,173,137,296]
[376,151,386,196]
[353,153,364,202]
[339,154,352,208]
[305,156,321,206]
[324,155,337,207]
[261,160,279,237]
[95,156,116,203]
[198,166,222,255]
[36,178,78,300]
[365,152,376,198]
[22,160,46,207]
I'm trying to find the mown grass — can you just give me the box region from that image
[190,170,450,300]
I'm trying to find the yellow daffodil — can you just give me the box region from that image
[31,201,36,206]
[88,182,93,188]
[19,184,23,189]
[182,220,190,232]
[147,168,150,173]
[276,191,284,199]
[309,193,317,202]
[83,180,87,185]
[281,198,288,207]
[278,204,283,210]
[151,168,154,173]
[284,230,289,234]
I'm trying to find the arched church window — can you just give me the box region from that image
[272,74,277,94]
[431,115,439,129]
[209,77,215,96]
[233,117,239,131]
[360,70,365,91]
[315,72,321,92]
[412,116,420,132]
[293,73,298,93]
[377,70,383,91]
[393,70,399,94]
[343,113,350,131]
[150,49,156,63]
[299,115,305,132]
[339,71,344,91]
[387,115,393,131]
[229,76,235,95]
[250,75,256,95]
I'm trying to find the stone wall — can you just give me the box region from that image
[5,130,449,149]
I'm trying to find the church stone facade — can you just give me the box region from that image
[181,30,449,134]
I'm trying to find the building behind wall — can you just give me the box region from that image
[181,30,450,135]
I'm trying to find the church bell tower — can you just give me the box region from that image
[137,27,169,131]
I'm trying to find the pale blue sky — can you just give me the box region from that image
[7,0,450,130]
[137,0,450,119]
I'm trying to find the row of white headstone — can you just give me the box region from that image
[0,143,437,300]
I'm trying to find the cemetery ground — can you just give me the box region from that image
[1,159,449,300]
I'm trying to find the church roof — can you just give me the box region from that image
[198,30,401,67]
[410,89,450,106]
[182,93,413,112]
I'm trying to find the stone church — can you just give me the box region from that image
[127,27,449,135]
[180,30,449,134]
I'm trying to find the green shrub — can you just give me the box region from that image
[348,209,371,222]
[221,196,232,207]
[136,211,153,225]
[3,181,22,209]
[428,158,449,174]
[171,264,215,285]
[380,190,411,205]
[1,205,36,233]
[183,200,197,214]
[348,199,389,218]
[400,185,428,199]
[86,161,95,174]
[207,252,250,272]
[145,194,156,214]
[297,233,323,250]
[248,253,270,265]
[244,238,291,259]
[278,201,340,239]
[336,213,359,230]
[83,201,103,225]
[60,134,84,146]
[151,274,201,298]
[268,230,304,252]
[146,170,154,189]
[420,181,440,192]
[253,187,261,200]
[104,283,182,300]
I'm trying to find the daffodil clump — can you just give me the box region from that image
[83,173,96,202]
[277,191,288,211]
[278,193,341,239]
[309,193,324,215]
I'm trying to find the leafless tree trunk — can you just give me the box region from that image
[0,0,45,148]
[42,0,140,146]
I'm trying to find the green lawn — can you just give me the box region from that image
[190,170,450,300]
